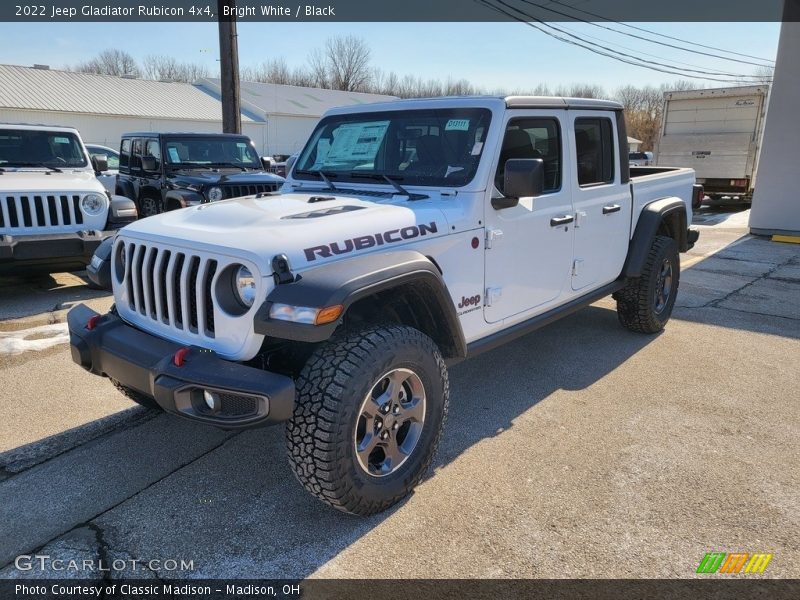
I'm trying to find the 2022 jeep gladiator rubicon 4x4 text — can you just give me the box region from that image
[69,97,700,515]
[1,124,137,274]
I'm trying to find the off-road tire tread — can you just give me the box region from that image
[615,235,679,334]
[285,324,449,516]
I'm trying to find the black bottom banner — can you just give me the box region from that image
[2,579,799,600]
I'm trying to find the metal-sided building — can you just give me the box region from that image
[0,64,395,157]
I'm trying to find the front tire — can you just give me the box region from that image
[285,325,449,516]
[615,235,680,334]
[139,195,162,218]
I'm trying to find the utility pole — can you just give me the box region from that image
[217,0,241,134]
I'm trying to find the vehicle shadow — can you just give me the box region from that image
[0,271,108,322]
[24,304,655,579]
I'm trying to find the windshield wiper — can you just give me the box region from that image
[295,169,339,191]
[7,162,63,173]
[349,172,415,197]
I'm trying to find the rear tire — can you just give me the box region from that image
[285,324,449,516]
[111,379,159,409]
[615,235,680,334]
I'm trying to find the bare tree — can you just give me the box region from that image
[304,35,373,91]
[554,83,606,98]
[142,55,211,82]
[74,49,140,77]
[749,65,774,85]
[325,35,372,91]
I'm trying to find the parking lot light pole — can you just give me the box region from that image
[218,0,241,134]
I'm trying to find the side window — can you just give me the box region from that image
[130,139,142,171]
[495,118,561,194]
[145,140,161,170]
[119,139,131,171]
[575,118,615,186]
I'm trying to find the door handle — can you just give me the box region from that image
[550,215,574,227]
[602,204,621,215]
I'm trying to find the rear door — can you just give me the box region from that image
[484,112,574,323]
[569,113,632,291]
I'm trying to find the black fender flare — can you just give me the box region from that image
[622,197,688,278]
[164,189,203,210]
[116,178,135,201]
[253,250,467,359]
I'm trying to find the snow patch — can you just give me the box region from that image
[0,323,69,355]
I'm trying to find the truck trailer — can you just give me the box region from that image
[654,85,768,205]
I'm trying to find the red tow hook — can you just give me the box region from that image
[173,347,191,367]
[86,315,101,330]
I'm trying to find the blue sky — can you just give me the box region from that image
[0,21,780,92]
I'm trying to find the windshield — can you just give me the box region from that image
[293,108,492,187]
[0,129,87,168]
[163,137,261,168]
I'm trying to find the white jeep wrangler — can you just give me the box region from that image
[69,96,701,515]
[0,124,136,274]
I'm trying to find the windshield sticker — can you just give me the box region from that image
[310,138,331,169]
[445,166,465,178]
[168,147,180,162]
[445,119,470,131]
[53,137,70,144]
[325,121,389,164]
[471,142,483,156]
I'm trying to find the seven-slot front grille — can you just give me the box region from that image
[123,241,218,338]
[0,194,84,230]
[221,183,279,199]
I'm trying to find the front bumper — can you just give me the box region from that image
[0,230,112,272]
[687,228,700,249]
[67,304,295,429]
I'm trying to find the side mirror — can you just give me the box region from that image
[261,157,272,170]
[493,158,545,211]
[91,154,108,174]
[141,156,157,172]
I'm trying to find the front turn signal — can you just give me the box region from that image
[315,305,344,325]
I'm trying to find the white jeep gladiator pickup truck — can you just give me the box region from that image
[0,124,137,274]
[68,96,701,515]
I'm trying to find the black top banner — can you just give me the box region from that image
[2,0,798,22]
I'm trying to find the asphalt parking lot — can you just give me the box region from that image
[0,206,798,579]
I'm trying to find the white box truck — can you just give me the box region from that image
[654,85,769,205]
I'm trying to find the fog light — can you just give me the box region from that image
[203,390,220,412]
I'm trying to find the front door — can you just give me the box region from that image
[484,114,575,324]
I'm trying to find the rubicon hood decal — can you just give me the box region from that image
[304,222,439,262]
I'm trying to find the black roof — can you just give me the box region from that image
[121,132,252,139]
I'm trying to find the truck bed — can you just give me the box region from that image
[629,165,696,232]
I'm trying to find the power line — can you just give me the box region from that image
[478,0,769,84]
[545,0,776,65]
[554,22,770,80]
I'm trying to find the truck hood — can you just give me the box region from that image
[168,169,283,188]
[120,192,448,275]
[0,169,104,193]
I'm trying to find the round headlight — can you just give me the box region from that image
[207,186,223,202]
[233,265,257,308]
[81,193,105,216]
